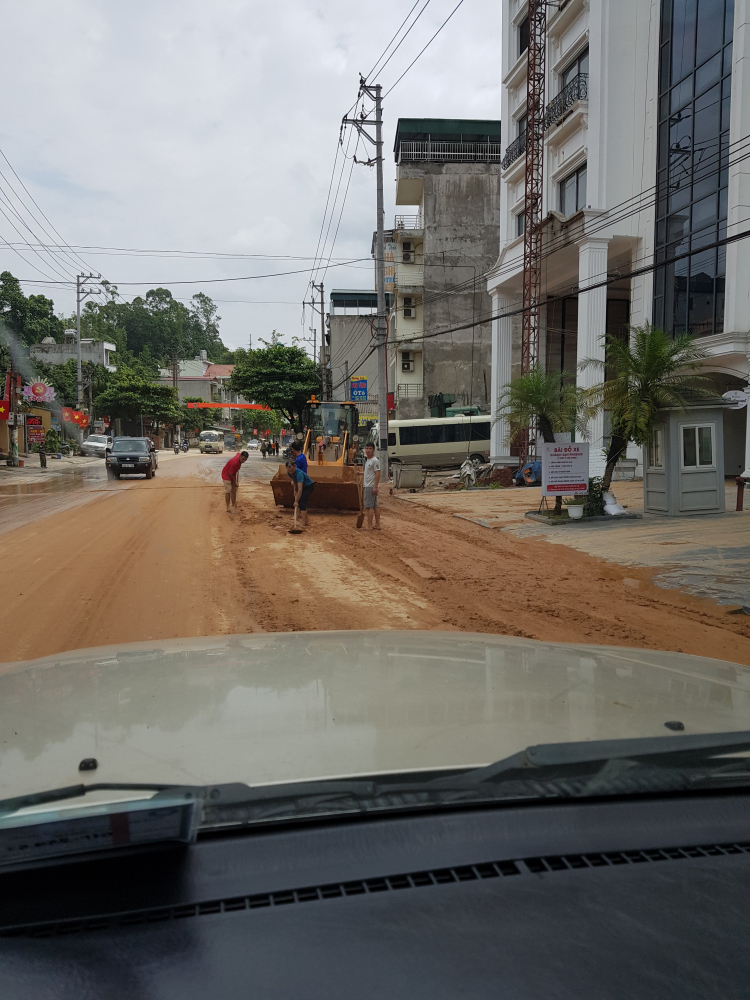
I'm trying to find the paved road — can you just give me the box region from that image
[2,449,749,665]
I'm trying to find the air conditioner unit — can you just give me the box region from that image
[402,360,415,372]
[402,351,413,361]
[403,307,414,318]
[402,241,413,263]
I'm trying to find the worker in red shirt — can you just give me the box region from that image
[222,450,248,512]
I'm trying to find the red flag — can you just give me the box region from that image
[62,407,74,422]
[71,411,82,424]
[0,398,9,421]
[79,414,89,428]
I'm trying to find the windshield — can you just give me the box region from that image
[2,2,750,864]
[112,440,148,453]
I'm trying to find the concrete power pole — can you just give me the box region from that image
[342,78,388,479]
[76,273,102,409]
[311,281,326,398]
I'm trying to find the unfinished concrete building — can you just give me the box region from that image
[385,118,502,419]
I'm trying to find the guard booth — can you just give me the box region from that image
[643,403,725,516]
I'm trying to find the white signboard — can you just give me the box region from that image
[541,442,589,496]
[723,390,748,410]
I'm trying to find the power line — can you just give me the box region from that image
[382,0,466,97]
[368,0,433,81]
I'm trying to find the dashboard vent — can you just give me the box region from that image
[4,842,749,938]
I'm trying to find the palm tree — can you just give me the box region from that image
[496,365,588,512]
[580,324,714,492]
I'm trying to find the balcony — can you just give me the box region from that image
[544,73,588,131]
[397,383,423,398]
[395,262,424,288]
[397,140,503,164]
[395,214,423,230]
[502,132,526,170]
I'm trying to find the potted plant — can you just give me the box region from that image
[563,495,586,519]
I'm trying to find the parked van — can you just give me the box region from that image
[387,416,491,469]
[198,430,224,454]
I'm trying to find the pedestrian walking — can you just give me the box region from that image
[274,441,279,456]
[38,441,47,470]
[363,442,381,530]
[289,440,308,474]
[285,459,314,527]
[260,442,267,459]
[222,450,248,512]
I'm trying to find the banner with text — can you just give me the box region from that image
[541,442,589,495]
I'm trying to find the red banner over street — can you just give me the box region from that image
[185,402,270,409]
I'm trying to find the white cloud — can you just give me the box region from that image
[0,0,502,349]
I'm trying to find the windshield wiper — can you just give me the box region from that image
[0,782,199,817]
[428,730,750,788]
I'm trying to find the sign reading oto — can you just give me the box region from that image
[350,378,367,401]
[541,442,589,496]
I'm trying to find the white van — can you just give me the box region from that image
[387,416,491,469]
[198,430,224,454]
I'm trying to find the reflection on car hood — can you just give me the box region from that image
[0,631,748,799]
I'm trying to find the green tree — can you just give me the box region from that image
[580,323,715,491]
[179,396,214,434]
[496,365,588,512]
[95,366,180,426]
[228,343,318,430]
[0,271,65,344]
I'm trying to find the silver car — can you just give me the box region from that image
[79,433,113,458]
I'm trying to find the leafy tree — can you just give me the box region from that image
[32,359,113,409]
[0,271,65,344]
[228,343,318,430]
[95,365,180,425]
[580,324,715,491]
[179,396,214,434]
[496,366,588,513]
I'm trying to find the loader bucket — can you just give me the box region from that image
[271,463,362,511]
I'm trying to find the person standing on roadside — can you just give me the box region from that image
[363,442,381,530]
[222,450,248,512]
[290,440,307,474]
[285,459,314,527]
[38,440,47,470]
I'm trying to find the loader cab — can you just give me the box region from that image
[303,399,357,465]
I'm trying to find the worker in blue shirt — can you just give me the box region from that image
[285,460,314,527]
[289,440,308,474]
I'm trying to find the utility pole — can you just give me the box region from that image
[311,281,326,398]
[76,273,102,409]
[344,361,349,401]
[172,351,180,445]
[342,78,388,479]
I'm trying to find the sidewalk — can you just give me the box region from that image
[397,480,750,608]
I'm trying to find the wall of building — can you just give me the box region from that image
[328,313,379,402]
[30,341,115,368]
[397,161,500,418]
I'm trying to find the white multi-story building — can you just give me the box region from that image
[488,0,749,477]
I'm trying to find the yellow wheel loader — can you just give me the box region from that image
[270,398,373,511]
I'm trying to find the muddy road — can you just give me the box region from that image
[2,451,749,664]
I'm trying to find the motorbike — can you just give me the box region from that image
[181,440,189,453]
[174,443,180,454]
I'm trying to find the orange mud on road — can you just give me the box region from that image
[2,453,749,664]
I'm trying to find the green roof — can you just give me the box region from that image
[394,118,501,152]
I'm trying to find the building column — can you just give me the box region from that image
[490,291,516,463]
[577,238,610,478]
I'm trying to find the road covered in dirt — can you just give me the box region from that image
[2,450,749,664]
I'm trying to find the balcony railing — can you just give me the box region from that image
[395,262,424,287]
[398,141,503,163]
[544,73,588,130]
[397,383,423,398]
[395,214,423,229]
[502,132,526,170]
[501,74,589,169]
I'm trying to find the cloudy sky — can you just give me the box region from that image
[0,0,502,352]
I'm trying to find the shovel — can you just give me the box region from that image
[289,505,303,535]
[356,479,365,529]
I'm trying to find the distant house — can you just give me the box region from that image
[30,331,116,371]
[157,352,246,405]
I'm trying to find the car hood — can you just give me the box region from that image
[0,631,748,798]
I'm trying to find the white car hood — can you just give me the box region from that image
[1,631,748,799]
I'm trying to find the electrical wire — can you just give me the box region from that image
[382,0,466,98]
[368,0,433,81]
